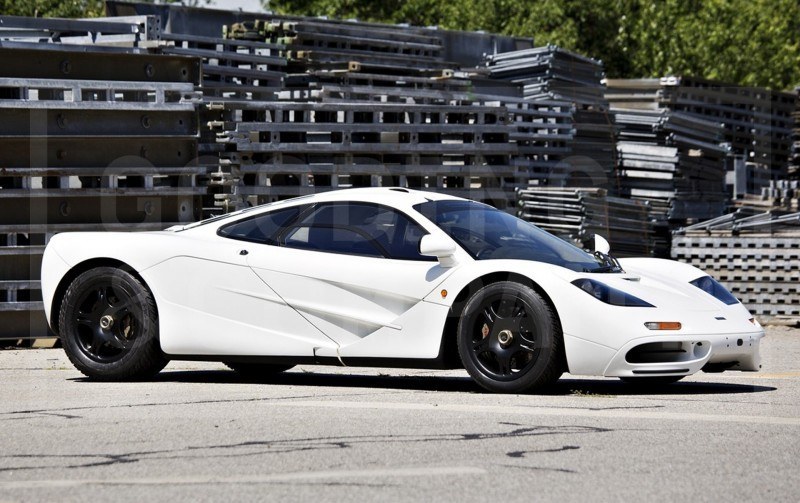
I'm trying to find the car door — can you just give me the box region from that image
[242,202,456,360]
[159,204,340,357]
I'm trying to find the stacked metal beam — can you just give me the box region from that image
[606,77,797,178]
[229,19,451,73]
[484,46,606,105]
[207,18,576,211]
[516,187,653,257]
[212,100,535,210]
[0,39,202,339]
[484,46,616,190]
[673,210,800,321]
[614,109,729,220]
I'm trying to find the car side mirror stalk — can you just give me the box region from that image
[419,234,458,268]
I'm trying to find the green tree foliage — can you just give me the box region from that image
[266,0,800,90]
[0,0,211,18]
[0,0,105,18]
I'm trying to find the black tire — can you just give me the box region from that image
[619,376,684,385]
[457,281,563,393]
[224,362,294,380]
[58,267,167,381]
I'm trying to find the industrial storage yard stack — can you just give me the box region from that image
[673,211,800,322]
[0,36,202,340]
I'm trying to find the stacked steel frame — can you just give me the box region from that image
[484,46,617,190]
[0,19,202,338]
[673,210,800,321]
[516,187,653,257]
[606,77,797,184]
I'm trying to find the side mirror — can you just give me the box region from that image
[419,234,458,268]
[594,234,611,255]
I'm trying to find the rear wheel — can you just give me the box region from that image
[457,281,562,393]
[58,267,167,380]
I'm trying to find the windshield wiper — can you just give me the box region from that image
[586,251,624,273]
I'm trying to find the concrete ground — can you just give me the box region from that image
[1,326,798,502]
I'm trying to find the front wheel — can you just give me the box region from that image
[58,267,167,380]
[457,281,563,393]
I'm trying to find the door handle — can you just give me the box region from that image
[239,249,249,256]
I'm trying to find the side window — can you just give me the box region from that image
[281,202,432,260]
[218,206,302,244]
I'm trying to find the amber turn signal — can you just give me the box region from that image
[644,321,682,330]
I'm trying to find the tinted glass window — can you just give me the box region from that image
[282,203,432,260]
[284,226,383,257]
[415,200,603,272]
[218,206,301,244]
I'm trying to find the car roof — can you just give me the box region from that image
[174,188,466,232]
[268,187,463,210]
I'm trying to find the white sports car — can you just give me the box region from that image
[41,188,764,392]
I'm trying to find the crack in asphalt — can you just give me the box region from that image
[506,445,580,458]
[0,424,610,474]
[0,392,393,421]
[0,397,667,422]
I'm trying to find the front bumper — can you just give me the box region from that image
[602,329,764,377]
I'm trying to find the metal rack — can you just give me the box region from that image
[0,42,201,339]
[516,187,654,257]
[485,46,616,189]
[673,211,800,321]
[606,77,797,177]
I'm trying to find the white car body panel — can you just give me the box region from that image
[41,187,764,381]
[245,245,454,348]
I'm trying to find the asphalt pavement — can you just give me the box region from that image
[1,326,798,502]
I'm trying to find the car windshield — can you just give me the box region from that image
[414,200,605,272]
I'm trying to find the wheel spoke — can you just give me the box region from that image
[96,286,111,309]
[473,336,490,353]
[109,291,144,317]
[89,333,105,354]
[518,329,537,346]
[496,350,513,376]
[75,311,94,327]
[106,331,128,350]
[482,305,496,324]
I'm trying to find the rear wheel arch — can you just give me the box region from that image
[51,258,153,336]
[441,272,567,374]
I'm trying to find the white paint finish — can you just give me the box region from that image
[332,301,451,359]
[145,256,334,355]
[247,243,453,347]
[40,187,764,380]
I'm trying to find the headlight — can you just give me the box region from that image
[690,276,739,305]
[571,278,654,307]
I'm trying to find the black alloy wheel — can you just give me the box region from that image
[59,267,167,380]
[458,281,562,393]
